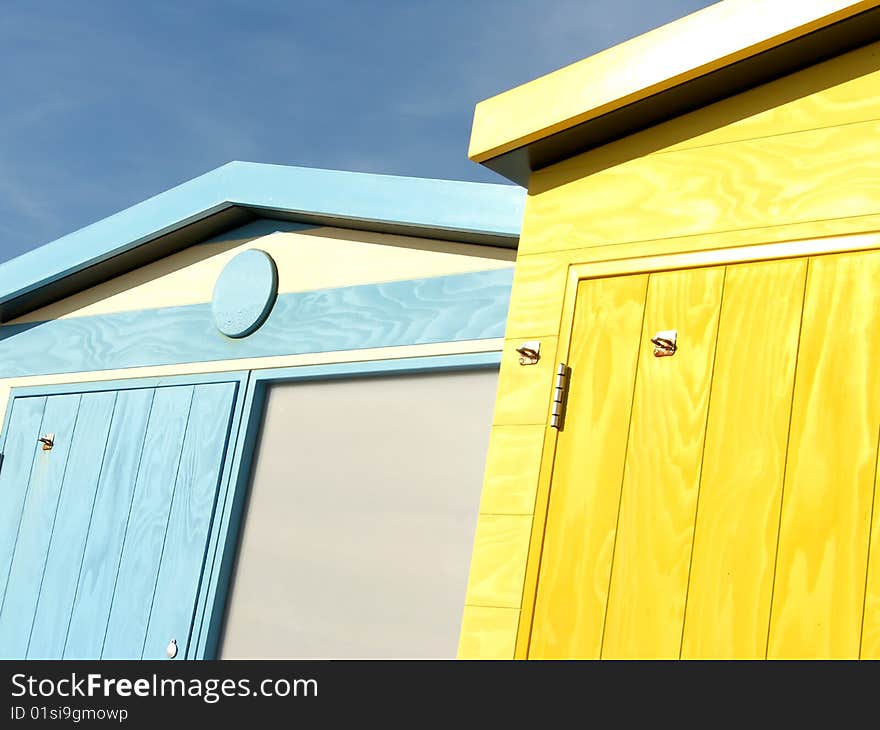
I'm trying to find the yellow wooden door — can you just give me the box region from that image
[529,250,880,659]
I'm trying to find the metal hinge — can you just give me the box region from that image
[550,362,570,430]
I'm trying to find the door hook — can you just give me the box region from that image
[651,330,677,357]
[515,341,541,365]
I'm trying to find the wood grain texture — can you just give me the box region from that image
[517,221,880,291]
[504,251,570,339]
[63,389,155,659]
[0,396,46,618]
[478,425,546,516]
[528,275,648,659]
[681,260,806,658]
[26,392,117,659]
[601,267,724,658]
[660,40,880,155]
[0,269,513,378]
[142,383,237,659]
[0,394,81,659]
[457,605,520,659]
[492,338,558,426]
[101,386,194,659]
[768,251,880,658]
[464,514,533,608]
[524,121,880,255]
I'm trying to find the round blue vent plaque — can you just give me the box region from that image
[211,249,278,338]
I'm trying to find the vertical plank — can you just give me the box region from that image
[26,392,117,658]
[0,397,47,615]
[0,394,81,658]
[681,259,806,658]
[602,266,724,658]
[528,275,648,658]
[861,445,880,658]
[861,421,880,659]
[101,385,194,659]
[142,382,237,659]
[63,388,154,659]
[768,251,880,658]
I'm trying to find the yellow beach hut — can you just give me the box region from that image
[460,0,880,659]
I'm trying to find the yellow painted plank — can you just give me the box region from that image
[504,250,570,339]
[479,425,546,516]
[517,217,880,280]
[602,266,724,658]
[681,259,806,659]
[469,0,875,161]
[457,606,520,659]
[528,275,648,659]
[492,338,558,425]
[523,120,880,255]
[13,227,514,323]
[660,40,880,155]
[464,514,533,609]
[768,251,880,659]
[860,446,880,657]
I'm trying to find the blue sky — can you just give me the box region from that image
[1,0,713,263]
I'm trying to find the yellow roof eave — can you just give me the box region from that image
[470,0,880,167]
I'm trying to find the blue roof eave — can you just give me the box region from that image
[0,161,525,317]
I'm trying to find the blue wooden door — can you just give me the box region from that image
[0,380,239,659]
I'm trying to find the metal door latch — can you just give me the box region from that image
[38,433,54,451]
[651,330,677,357]
[515,341,541,365]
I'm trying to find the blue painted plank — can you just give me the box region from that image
[142,383,237,659]
[11,371,250,400]
[190,376,255,659]
[26,392,117,659]
[250,351,503,385]
[63,388,155,659]
[0,269,513,378]
[0,395,81,658]
[0,161,524,313]
[101,386,194,659]
[0,397,47,619]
